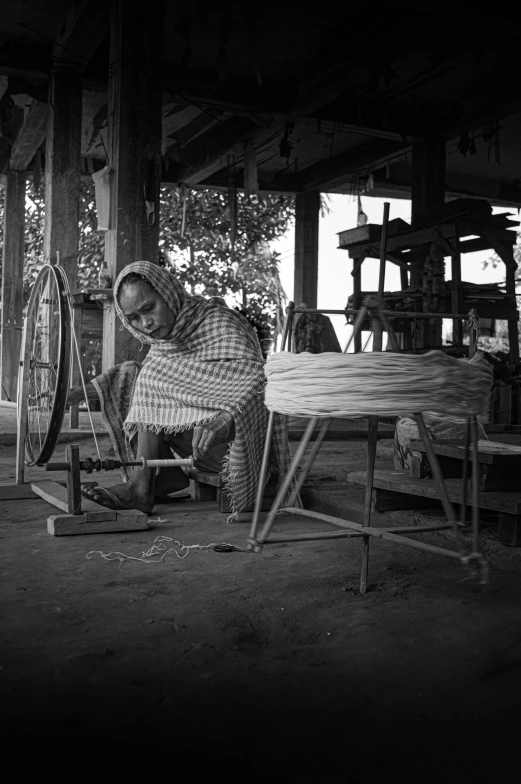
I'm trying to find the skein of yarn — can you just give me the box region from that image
[264,350,493,419]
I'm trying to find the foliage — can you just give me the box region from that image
[23,182,103,304]
[479,235,521,355]
[159,187,295,337]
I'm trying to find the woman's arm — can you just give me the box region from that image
[192,410,235,460]
[66,382,99,408]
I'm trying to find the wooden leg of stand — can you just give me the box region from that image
[360,416,378,594]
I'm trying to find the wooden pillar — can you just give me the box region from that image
[0,172,25,401]
[102,0,164,370]
[44,72,82,426]
[505,262,520,365]
[294,192,320,308]
[411,137,446,226]
[411,136,446,348]
[352,257,362,353]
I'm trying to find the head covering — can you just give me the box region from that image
[114,260,224,346]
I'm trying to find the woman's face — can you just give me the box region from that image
[119,280,176,339]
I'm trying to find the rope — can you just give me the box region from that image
[86,534,249,568]
[264,350,493,420]
[57,263,101,459]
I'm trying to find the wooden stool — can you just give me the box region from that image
[185,468,278,514]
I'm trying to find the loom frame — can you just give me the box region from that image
[248,298,489,593]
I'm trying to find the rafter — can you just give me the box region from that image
[9,100,48,171]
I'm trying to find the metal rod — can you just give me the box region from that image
[298,308,473,319]
[249,410,277,545]
[415,413,467,555]
[286,418,330,507]
[460,418,471,526]
[344,306,369,353]
[251,417,319,550]
[276,507,462,559]
[471,416,480,553]
[361,416,378,594]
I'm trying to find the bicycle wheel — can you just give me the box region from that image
[19,265,71,466]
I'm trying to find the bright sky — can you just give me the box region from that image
[272,194,520,350]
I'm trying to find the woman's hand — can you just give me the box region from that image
[192,411,234,460]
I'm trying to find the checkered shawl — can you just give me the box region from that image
[92,261,292,514]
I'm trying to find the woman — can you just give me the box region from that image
[70,261,288,516]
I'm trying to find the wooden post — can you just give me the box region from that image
[450,234,463,347]
[505,261,520,365]
[102,0,164,370]
[294,192,320,308]
[44,72,82,426]
[410,136,446,348]
[1,172,25,402]
[352,257,362,353]
[411,137,446,226]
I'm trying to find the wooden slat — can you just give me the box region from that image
[48,511,148,536]
[347,470,521,515]
[31,479,117,518]
[408,439,521,465]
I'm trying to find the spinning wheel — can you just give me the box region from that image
[17,265,71,468]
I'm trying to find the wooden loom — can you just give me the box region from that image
[248,204,489,592]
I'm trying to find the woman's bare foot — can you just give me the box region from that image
[82,481,154,513]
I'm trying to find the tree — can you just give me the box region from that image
[159,187,295,340]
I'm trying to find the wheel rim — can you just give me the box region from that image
[23,265,71,466]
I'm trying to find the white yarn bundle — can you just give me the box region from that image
[264,350,493,419]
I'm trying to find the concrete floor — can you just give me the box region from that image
[1,433,521,778]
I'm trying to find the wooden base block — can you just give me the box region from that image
[48,510,149,536]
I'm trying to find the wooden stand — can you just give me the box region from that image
[248,297,488,592]
[30,444,148,536]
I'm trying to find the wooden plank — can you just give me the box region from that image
[9,100,47,171]
[294,193,319,308]
[102,0,163,370]
[185,469,222,488]
[408,439,521,465]
[31,480,117,519]
[1,171,25,403]
[48,511,148,536]
[347,470,521,515]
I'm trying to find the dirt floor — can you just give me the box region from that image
[1,434,521,778]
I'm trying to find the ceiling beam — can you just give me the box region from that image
[279,139,411,192]
[52,0,110,74]
[175,117,260,185]
[9,100,48,171]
